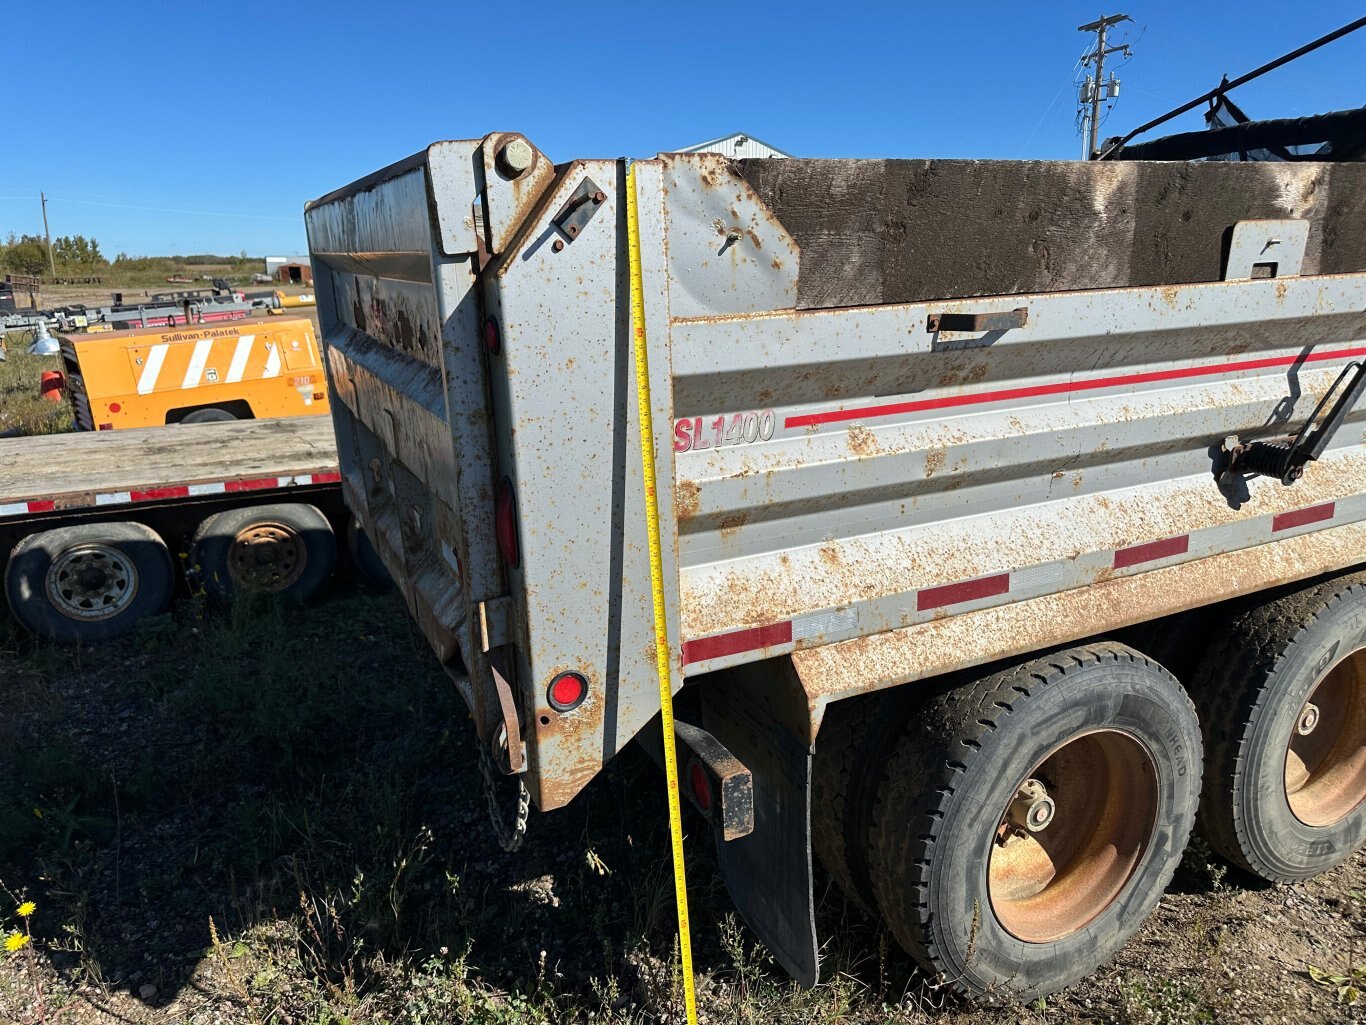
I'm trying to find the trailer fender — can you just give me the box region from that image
[700,659,819,986]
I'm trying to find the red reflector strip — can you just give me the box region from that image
[1272,503,1335,532]
[27,500,56,514]
[786,345,1366,429]
[312,471,342,484]
[917,572,1010,612]
[1114,534,1190,569]
[225,477,279,493]
[130,486,189,502]
[682,621,793,665]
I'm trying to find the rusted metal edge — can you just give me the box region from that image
[791,520,1366,719]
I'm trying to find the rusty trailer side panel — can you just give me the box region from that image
[306,136,1366,816]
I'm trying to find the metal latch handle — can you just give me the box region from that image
[927,307,1029,333]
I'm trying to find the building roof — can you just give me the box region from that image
[673,132,791,159]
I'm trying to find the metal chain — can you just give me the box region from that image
[478,739,530,852]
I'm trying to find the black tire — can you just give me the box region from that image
[1189,571,1366,882]
[191,503,335,603]
[179,407,237,424]
[345,518,392,592]
[4,521,173,643]
[867,643,1201,1000]
[812,690,914,915]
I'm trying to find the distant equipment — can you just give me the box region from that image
[28,320,60,356]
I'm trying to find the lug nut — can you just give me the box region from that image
[1006,778,1056,833]
[1296,702,1320,736]
[496,138,534,177]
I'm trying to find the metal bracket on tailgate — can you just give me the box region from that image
[1221,359,1366,486]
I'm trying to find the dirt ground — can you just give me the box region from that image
[0,589,1362,1025]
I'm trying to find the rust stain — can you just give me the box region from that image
[791,522,1366,707]
[819,545,842,568]
[676,479,701,520]
[847,424,880,457]
[746,229,763,250]
[718,511,750,540]
[924,448,946,477]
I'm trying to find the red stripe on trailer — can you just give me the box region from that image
[916,572,1010,612]
[1114,534,1190,569]
[130,486,190,503]
[786,345,1366,429]
[682,621,793,665]
[225,477,280,493]
[28,500,56,514]
[1272,503,1335,532]
[312,471,342,484]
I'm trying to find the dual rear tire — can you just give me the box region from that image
[828,644,1201,1000]
[820,574,1366,1001]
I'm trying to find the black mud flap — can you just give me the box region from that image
[701,662,819,986]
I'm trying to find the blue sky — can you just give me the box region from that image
[3,2,1360,257]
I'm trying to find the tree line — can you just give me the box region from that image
[2,233,106,277]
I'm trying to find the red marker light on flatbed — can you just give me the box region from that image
[484,317,501,354]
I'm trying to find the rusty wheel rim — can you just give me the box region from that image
[227,522,307,593]
[1284,648,1366,827]
[988,729,1159,944]
[44,544,139,621]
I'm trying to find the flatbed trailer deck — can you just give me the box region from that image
[0,417,360,642]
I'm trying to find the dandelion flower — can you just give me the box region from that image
[16,902,35,918]
[4,933,28,952]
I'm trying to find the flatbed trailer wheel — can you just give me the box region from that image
[1190,572,1366,881]
[867,643,1201,1000]
[4,521,173,643]
[191,503,335,603]
[179,407,238,424]
[345,518,392,592]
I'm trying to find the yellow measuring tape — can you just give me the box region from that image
[626,162,699,1025]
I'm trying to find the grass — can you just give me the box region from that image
[0,593,1362,1024]
[0,346,74,437]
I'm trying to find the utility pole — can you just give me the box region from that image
[40,191,56,278]
[1078,14,1132,158]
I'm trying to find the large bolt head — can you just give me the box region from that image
[497,138,534,177]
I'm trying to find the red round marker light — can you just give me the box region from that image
[496,478,519,567]
[109,401,122,413]
[484,317,501,354]
[547,671,587,712]
[688,759,713,815]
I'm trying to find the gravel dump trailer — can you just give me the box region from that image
[305,133,1366,998]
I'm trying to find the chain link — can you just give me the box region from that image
[479,739,529,852]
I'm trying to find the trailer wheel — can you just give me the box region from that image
[345,518,392,592]
[812,690,914,915]
[867,643,1201,1000]
[1190,572,1366,882]
[179,407,237,424]
[4,521,173,643]
[191,503,335,603]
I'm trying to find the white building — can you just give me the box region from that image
[674,132,791,159]
[264,256,312,276]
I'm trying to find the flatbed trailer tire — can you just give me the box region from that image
[191,503,335,604]
[4,521,174,643]
[867,643,1201,1000]
[1189,571,1366,882]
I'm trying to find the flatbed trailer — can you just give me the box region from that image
[305,131,1366,1000]
[0,417,363,642]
